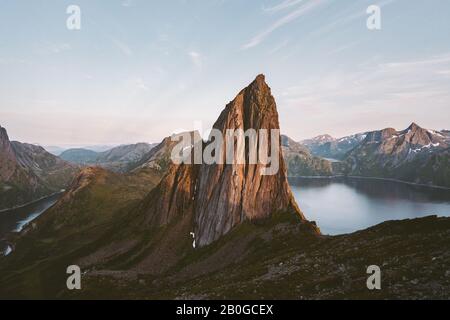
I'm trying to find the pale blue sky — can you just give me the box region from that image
[0,0,449,145]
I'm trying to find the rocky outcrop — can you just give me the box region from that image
[139,75,317,248]
[193,75,304,246]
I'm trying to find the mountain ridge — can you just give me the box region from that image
[59,143,157,173]
[297,123,450,187]
[0,125,79,210]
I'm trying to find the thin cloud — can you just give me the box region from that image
[122,0,133,7]
[135,78,149,91]
[110,37,133,56]
[49,43,72,54]
[280,52,450,115]
[35,43,72,55]
[310,0,398,38]
[268,39,290,55]
[242,0,327,50]
[381,53,450,69]
[263,0,305,13]
[188,51,203,68]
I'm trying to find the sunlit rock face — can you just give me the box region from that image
[139,75,315,248]
[193,74,304,247]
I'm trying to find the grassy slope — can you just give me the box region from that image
[0,166,162,298]
[74,215,450,300]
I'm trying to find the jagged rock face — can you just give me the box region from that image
[138,75,310,247]
[193,75,304,246]
[141,163,198,227]
[195,75,303,246]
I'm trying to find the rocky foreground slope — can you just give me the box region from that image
[75,215,450,300]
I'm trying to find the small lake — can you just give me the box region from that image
[0,193,61,255]
[290,177,450,235]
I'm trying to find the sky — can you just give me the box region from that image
[0,0,449,146]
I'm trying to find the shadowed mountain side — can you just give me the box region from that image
[0,125,79,210]
[281,135,334,177]
[3,214,446,299]
[66,215,450,300]
[0,166,163,298]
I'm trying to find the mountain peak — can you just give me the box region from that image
[407,122,422,131]
[242,74,271,100]
[0,125,10,144]
[252,73,266,86]
[195,75,313,246]
[138,76,318,248]
[0,125,15,162]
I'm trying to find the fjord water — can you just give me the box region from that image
[290,177,450,235]
[0,193,61,255]
[1,178,449,254]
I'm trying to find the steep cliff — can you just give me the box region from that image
[193,75,306,246]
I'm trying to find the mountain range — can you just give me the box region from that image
[1,75,449,299]
[301,133,368,160]
[297,123,450,187]
[59,143,158,173]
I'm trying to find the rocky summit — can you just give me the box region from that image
[194,74,310,246]
[137,75,318,248]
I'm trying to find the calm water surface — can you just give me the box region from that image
[0,193,61,255]
[290,177,450,235]
[1,179,450,254]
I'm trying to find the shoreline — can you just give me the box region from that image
[288,175,450,190]
[0,190,65,214]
